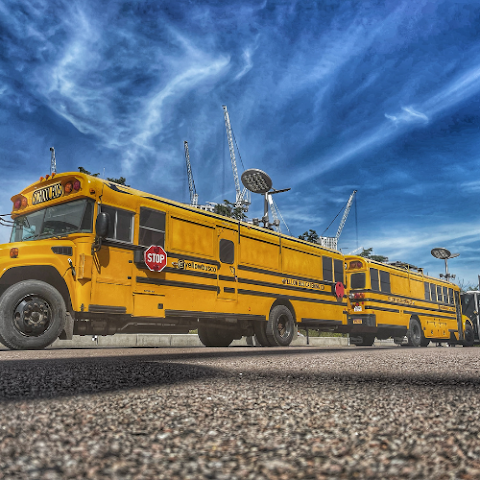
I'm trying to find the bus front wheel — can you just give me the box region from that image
[0,280,66,350]
[463,323,474,347]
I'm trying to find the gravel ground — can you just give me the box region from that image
[1,345,480,479]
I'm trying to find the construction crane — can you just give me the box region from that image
[50,147,56,175]
[222,105,251,211]
[318,190,357,250]
[183,141,198,207]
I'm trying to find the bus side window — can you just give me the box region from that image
[424,282,430,301]
[430,283,437,302]
[101,205,134,243]
[437,286,443,303]
[334,259,344,284]
[448,288,454,304]
[370,268,379,291]
[379,271,391,293]
[322,256,333,282]
[139,208,165,247]
[219,239,234,264]
[443,287,448,304]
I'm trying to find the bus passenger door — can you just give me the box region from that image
[216,227,238,302]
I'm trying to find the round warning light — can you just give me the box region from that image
[73,180,81,191]
[21,197,28,208]
[13,199,21,209]
[64,182,73,194]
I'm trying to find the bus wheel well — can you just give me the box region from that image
[270,298,296,324]
[0,266,72,314]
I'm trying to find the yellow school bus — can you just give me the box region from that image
[0,171,348,350]
[344,255,473,347]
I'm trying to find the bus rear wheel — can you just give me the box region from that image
[198,325,234,347]
[407,318,429,347]
[266,305,296,347]
[253,321,271,347]
[0,280,66,350]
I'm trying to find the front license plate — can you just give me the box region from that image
[353,319,362,324]
[354,306,362,312]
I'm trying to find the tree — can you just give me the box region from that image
[298,229,319,243]
[213,200,246,220]
[107,176,128,186]
[456,278,479,294]
[78,167,99,177]
[359,247,389,263]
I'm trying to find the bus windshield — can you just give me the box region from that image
[10,199,94,242]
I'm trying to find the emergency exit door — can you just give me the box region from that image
[216,227,238,301]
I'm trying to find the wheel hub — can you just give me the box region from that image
[14,296,52,337]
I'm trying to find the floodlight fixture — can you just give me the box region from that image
[241,168,290,229]
[241,169,272,194]
[431,247,459,281]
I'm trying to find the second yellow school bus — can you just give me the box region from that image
[344,255,473,347]
[0,171,348,350]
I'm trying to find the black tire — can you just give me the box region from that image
[407,318,427,348]
[355,334,375,346]
[198,325,234,347]
[463,323,475,347]
[0,280,66,350]
[266,305,296,347]
[253,321,271,347]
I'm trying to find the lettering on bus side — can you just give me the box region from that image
[388,296,415,306]
[282,278,323,290]
[32,183,63,205]
[172,259,217,273]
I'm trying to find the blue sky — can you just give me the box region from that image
[1,0,480,285]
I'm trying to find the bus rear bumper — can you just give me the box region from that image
[347,313,376,332]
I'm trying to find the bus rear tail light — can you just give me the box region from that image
[10,248,18,258]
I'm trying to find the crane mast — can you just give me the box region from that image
[183,141,198,207]
[318,189,357,250]
[335,190,357,239]
[222,105,250,210]
[50,147,56,175]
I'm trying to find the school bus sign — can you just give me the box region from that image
[144,245,167,272]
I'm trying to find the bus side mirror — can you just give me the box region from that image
[95,212,109,239]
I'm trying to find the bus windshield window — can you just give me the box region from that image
[351,272,365,289]
[10,199,94,242]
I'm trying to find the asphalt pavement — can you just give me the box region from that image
[0,345,479,479]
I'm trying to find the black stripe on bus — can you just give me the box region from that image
[223,287,236,293]
[352,289,455,307]
[404,310,457,321]
[365,306,400,313]
[237,289,347,306]
[165,309,265,322]
[162,267,217,280]
[238,277,335,297]
[89,305,127,314]
[136,277,218,292]
[238,264,334,287]
[219,275,236,282]
[361,297,455,314]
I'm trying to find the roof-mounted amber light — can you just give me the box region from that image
[64,182,73,194]
[21,197,28,208]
